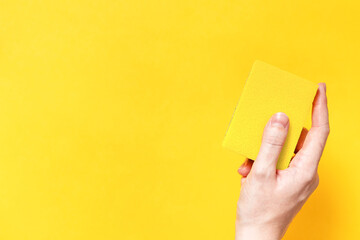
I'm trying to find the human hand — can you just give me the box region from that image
[235,83,329,240]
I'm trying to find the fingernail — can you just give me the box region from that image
[270,112,289,128]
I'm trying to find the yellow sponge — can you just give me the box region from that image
[223,61,318,169]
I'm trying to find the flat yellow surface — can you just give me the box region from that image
[223,61,318,169]
[0,1,357,239]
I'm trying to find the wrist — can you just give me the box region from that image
[235,220,285,240]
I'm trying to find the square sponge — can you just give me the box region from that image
[223,61,318,169]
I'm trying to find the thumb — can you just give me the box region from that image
[251,112,289,180]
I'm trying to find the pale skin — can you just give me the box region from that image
[235,83,329,240]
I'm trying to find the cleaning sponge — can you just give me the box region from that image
[223,61,318,169]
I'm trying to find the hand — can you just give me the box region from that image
[235,83,329,240]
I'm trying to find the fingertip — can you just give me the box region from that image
[237,166,248,177]
[270,112,289,129]
[237,159,253,177]
[319,83,327,99]
[318,82,326,93]
[313,83,327,107]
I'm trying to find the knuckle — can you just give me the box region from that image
[302,171,315,184]
[314,175,320,189]
[262,130,286,147]
[325,125,330,136]
[252,168,267,180]
[321,123,330,136]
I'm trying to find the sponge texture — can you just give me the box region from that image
[223,61,318,169]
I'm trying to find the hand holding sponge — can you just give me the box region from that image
[223,61,318,169]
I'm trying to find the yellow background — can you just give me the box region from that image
[0,1,356,239]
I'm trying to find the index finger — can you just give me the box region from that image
[292,83,330,170]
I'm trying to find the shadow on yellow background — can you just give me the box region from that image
[0,1,356,239]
